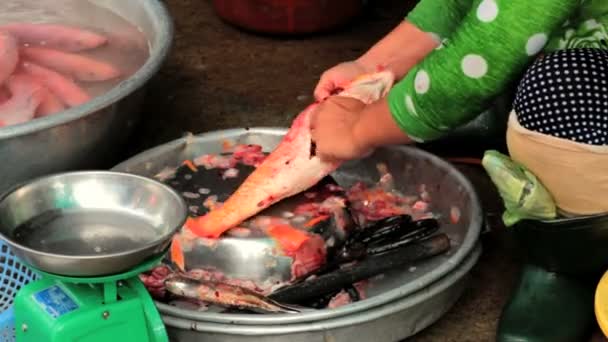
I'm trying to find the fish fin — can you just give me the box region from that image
[170,236,185,271]
[184,216,222,239]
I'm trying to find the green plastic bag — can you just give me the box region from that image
[482,150,557,226]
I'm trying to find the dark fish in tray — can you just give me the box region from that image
[269,233,451,304]
[164,273,307,314]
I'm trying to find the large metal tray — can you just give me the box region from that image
[161,244,481,342]
[113,128,482,323]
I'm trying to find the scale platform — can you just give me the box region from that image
[13,255,167,342]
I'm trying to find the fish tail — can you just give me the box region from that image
[170,236,185,271]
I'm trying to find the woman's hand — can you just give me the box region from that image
[311,96,414,162]
[313,21,438,103]
[310,96,373,161]
[313,61,371,102]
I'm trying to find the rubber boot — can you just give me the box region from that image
[497,214,608,342]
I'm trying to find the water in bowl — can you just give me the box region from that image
[12,208,158,256]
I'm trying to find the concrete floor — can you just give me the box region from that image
[126,1,607,341]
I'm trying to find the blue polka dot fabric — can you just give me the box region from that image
[514,48,608,145]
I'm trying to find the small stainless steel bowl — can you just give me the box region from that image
[0,171,187,277]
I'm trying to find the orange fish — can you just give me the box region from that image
[184,71,395,239]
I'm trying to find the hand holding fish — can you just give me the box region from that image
[313,21,438,102]
[310,96,372,161]
[311,95,414,162]
[181,71,396,240]
[313,61,371,101]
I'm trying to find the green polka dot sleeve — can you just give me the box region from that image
[388,0,580,142]
[406,0,475,44]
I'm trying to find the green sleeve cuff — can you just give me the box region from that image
[406,0,475,42]
[388,83,443,142]
[390,0,579,142]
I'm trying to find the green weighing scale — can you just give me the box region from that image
[13,254,168,342]
[0,171,189,342]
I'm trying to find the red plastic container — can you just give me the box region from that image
[212,0,365,35]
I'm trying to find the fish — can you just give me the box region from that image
[164,274,305,314]
[184,71,395,239]
[20,46,121,82]
[0,73,45,126]
[20,61,91,107]
[0,23,107,52]
[268,233,451,304]
[0,31,18,86]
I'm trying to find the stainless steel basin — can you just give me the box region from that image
[0,0,173,193]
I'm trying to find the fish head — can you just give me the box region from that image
[164,274,201,298]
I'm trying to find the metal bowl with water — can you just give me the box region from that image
[0,0,173,194]
[0,171,187,277]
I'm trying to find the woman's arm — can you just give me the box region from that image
[357,0,475,80]
[314,0,475,100]
[387,0,579,142]
[355,21,438,80]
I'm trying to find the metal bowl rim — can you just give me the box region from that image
[0,0,174,139]
[0,170,188,260]
[112,128,483,323]
[161,244,482,335]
